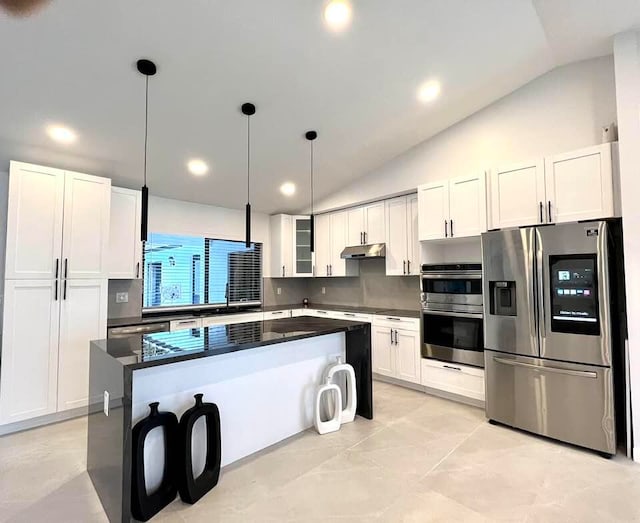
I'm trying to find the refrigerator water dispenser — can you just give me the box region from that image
[490,281,517,316]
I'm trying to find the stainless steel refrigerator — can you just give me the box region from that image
[482,220,621,456]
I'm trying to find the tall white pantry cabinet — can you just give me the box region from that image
[1,161,110,425]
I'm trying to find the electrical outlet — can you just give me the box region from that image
[277,287,282,295]
[322,287,326,295]
[103,391,110,416]
[115,292,129,303]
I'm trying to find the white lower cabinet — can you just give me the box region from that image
[421,359,485,402]
[0,280,60,424]
[0,278,107,424]
[57,279,107,412]
[372,317,421,385]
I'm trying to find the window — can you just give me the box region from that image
[142,233,262,311]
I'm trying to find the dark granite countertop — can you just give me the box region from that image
[107,304,419,328]
[95,316,369,370]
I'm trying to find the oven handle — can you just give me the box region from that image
[421,273,482,280]
[493,357,597,379]
[423,310,483,319]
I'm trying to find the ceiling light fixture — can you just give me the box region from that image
[324,0,352,31]
[305,130,318,253]
[188,159,208,176]
[417,80,441,104]
[137,58,157,243]
[241,102,256,248]
[280,182,296,196]
[47,125,77,144]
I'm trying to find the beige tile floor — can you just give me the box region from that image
[1,381,639,522]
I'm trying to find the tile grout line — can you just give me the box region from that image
[417,421,485,481]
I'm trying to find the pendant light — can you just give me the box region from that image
[241,102,256,248]
[305,130,318,252]
[137,58,157,242]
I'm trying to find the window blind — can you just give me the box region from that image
[142,233,262,311]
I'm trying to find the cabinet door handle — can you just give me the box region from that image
[360,232,363,245]
[330,264,332,276]
[64,258,68,278]
[450,219,454,237]
[55,258,59,279]
[547,201,552,223]
[136,262,140,278]
[364,231,367,243]
[63,279,67,300]
[282,265,285,277]
[407,260,411,274]
[390,329,394,344]
[444,220,448,238]
[403,260,406,275]
[394,329,399,345]
[539,201,543,223]
[54,280,58,301]
[326,265,329,276]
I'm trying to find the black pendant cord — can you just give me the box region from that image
[305,130,318,253]
[137,58,156,243]
[141,74,150,243]
[246,113,251,248]
[241,102,256,248]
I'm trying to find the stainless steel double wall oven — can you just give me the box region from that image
[421,263,485,368]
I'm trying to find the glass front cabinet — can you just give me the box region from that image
[292,215,313,277]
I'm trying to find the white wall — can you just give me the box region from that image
[315,56,617,212]
[0,171,7,334]
[148,195,271,276]
[613,31,640,462]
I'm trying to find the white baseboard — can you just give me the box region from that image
[0,407,87,436]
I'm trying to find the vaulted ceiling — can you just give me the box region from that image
[0,0,638,213]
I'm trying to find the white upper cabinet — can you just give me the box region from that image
[6,162,111,280]
[385,195,419,276]
[329,210,349,277]
[108,187,142,279]
[346,202,385,245]
[270,214,293,277]
[407,194,419,275]
[0,280,60,424]
[57,278,107,412]
[489,160,546,229]
[544,144,614,224]
[489,144,617,229]
[385,197,408,276]
[418,174,486,241]
[314,213,331,277]
[417,181,449,241]
[448,173,487,238]
[347,207,364,246]
[61,171,111,279]
[5,162,65,280]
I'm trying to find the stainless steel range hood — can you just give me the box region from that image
[340,243,386,259]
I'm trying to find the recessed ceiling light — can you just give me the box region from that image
[417,80,441,104]
[187,159,208,176]
[324,0,352,31]
[46,125,77,144]
[280,182,296,196]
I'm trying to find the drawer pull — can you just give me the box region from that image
[443,365,462,372]
[385,317,401,321]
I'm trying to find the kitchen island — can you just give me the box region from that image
[87,316,372,522]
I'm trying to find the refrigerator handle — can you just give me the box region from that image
[536,229,546,340]
[526,228,538,342]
